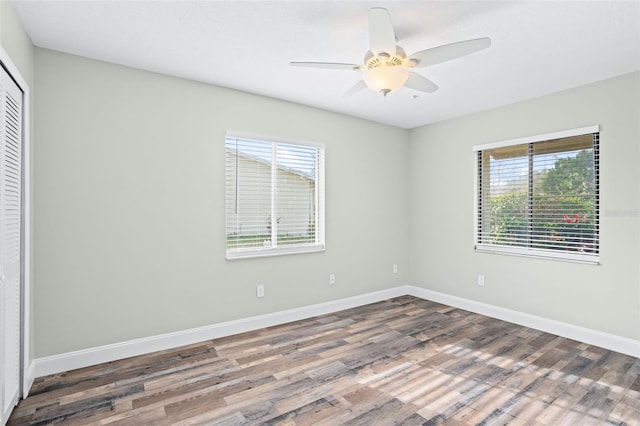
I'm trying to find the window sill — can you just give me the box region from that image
[226,244,325,260]
[474,244,599,265]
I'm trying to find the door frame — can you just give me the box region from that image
[0,46,32,399]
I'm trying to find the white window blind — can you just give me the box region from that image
[475,127,599,263]
[225,133,324,259]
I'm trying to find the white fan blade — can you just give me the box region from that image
[409,37,491,68]
[369,8,396,56]
[345,80,367,96]
[290,62,360,71]
[405,72,438,93]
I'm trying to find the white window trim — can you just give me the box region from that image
[473,125,600,264]
[226,131,325,150]
[225,132,325,260]
[226,243,325,260]
[475,244,599,264]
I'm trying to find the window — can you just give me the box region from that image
[474,126,599,263]
[225,133,324,259]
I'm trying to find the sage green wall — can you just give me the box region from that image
[1,0,35,360]
[34,48,410,357]
[1,0,34,78]
[409,72,640,341]
[29,43,640,358]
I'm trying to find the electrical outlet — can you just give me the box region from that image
[393,264,398,274]
[329,274,336,285]
[477,274,485,287]
[256,284,265,298]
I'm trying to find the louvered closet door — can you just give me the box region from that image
[0,66,23,420]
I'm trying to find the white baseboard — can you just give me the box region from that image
[32,284,639,381]
[405,286,640,358]
[33,287,407,378]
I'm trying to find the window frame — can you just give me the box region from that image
[473,125,600,264]
[225,131,325,260]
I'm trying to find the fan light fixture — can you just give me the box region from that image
[362,65,409,96]
[289,8,491,98]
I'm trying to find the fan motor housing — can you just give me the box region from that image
[364,46,413,70]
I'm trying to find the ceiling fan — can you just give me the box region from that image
[290,8,491,97]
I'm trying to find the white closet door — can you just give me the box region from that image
[0,66,23,422]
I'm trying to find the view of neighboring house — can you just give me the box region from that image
[225,147,317,249]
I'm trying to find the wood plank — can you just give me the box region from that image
[8,296,640,425]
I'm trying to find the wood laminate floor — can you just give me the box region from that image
[8,296,640,425]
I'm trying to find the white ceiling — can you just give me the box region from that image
[12,0,640,129]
